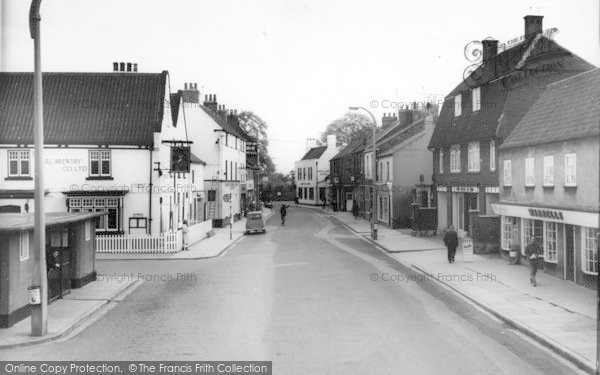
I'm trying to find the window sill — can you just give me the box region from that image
[524,185,535,189]
[86,176,114,180]
[564,185,577,189]
[543,258,558,264]
[467,170,480,174]
[582,270,599,276]
[542,185,554,189]
[5,176,33,180]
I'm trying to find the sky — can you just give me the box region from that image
[2,0,599,173]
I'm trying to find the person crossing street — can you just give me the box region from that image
[280,204,288,226]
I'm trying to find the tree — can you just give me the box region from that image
[320,112,373,146]
[238,111,276,175]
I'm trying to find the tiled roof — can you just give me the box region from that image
[378,118,426,156]
[0,72,167,146]
[501,68,600,149]
[428,36,595,148]
[190,152,206,165]
[301,146,327,160]
[199,106,251,141]
[331,136,367,160]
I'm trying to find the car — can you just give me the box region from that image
[245,211,266,234]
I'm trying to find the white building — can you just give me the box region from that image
[0,66,204,236]
[178,86,251,227]
[295,135,339,205]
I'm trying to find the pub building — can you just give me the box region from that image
[493,68,599,289]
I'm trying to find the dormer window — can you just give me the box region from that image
[472,87,481,112]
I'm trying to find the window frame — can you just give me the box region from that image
[565,153,577,187]
[454,94,462,117]
[525,157,535,187]
[439,148,444,174]
[489,140,495,172]
[450,145,461,173]
[19,232,29,261]
[503,160,512,186]
[543,155,554,187]
[89,149,111,177]
[467,142,480,172]
[501,216,517,251]
[472,87,481,112]
[7,150,31,177]
[582,227,598,275]
[543,221,558,263]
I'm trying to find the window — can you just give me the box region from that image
[472,87,481,112]
[450,145,461,172]
[230,161,233,181]
[467,142,480,172]
[225,133,229,146]
[543,155,554,186]
[525,158,535,187]
[69,197,122,232]
[297,168,301,181]
[439,149,444,173]
[386,161,390,181]
[308,167,313,180]
[89,150,111,177]
[565,153,576,186]
[298,188,303,199]
[309,188,314,200]
[522,219,534,255]
[544,222,557,263]
[454,94,462,117]
[503,160,512,186]
[303,168,306,181]
[19,232,29,261]
[489,141,495,171]
[501,216,517,250]
[225,160,228,179]
[582,227,598,275]
[8,150,31,177]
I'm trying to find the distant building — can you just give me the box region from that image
[428,15,595,252]
[494,68,599,289]
[295,135,339,205]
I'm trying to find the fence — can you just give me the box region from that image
[96,230,181,254]
[186,220,213,246]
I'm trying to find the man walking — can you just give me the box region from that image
[443,226,458,263]
[280,204,288,226]
[525,236,541,286]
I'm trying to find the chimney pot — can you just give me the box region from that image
[119,62,125,72]
[133,63,138,72]
[184,83,188,90]
[113,62,118,72]
[127,62,132,72]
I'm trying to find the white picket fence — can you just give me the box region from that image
[96,230,181,254]
[95,219,213,254]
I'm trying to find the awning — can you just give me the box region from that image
[492,203,598,228]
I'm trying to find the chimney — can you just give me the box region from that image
[119,62,125,72]
[203,93,219,112]
[306,138,317,152]
[327,134,336,149]
[381,112,397,128]
[182,82,199,104]
[133,63,138,72]
[113,62,118,72]
[482,39,498,61]
[524,15,543,40]
[126,62,132,72]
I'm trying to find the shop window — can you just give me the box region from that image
[298,188,303,199]
[309,188,314,200]
[8,150,31,178]
[501,216,517,250]
[582,227,598,275]
[544,222,558,263]
[69,196,121,233]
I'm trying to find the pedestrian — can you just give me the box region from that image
[294,196,299,205]
[443,225,458,263]
[182,220,189,251]
[525,236,541,286]
[352,201,359,219]
[280,204,287,226]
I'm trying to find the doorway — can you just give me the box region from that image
[46,227,72,301]
[565,225,575,281]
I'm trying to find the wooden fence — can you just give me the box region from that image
[96,230,181,254]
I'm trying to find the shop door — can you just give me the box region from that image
[46,228,72,301]
[565,225,575,281]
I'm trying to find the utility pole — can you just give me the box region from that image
[29,0,47,336]
[256,139,260,209]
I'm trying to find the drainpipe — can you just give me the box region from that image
[148,147,153,235]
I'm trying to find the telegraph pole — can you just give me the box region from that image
[29,0,47,336]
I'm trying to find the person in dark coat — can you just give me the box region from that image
[525,236,541,286]
[443,226,459,263]
[280,204,287,226]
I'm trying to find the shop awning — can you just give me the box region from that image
[492,203,598,228]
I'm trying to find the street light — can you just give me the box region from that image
[348,106,378,240]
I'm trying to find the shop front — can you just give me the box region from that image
[493,203,598,289]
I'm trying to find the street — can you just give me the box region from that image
[1,207,584,374]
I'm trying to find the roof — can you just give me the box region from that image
[331,136,367,160]
[428,36,595,148]
[199,106,251,141]
[0,212,106,232]
[501,68,600,149]
[301,146,327,160]
[379,117,427,156]
[0,72,167,146]
[190,152,206,165]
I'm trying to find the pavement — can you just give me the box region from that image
[97,208,274,260]
[324,208,598,374]
[0,208,274,349]
[0,277,140,349]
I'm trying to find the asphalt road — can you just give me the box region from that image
[1,207,585,374]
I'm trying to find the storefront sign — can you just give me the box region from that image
[492,203,599,228]
[452,186,479,193]
[437,186,448,192]
[462,237,474,262]
[485,186,499,194]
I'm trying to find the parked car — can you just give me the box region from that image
[245,211,266,234]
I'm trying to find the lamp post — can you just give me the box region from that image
[349,106,377,240]
[29,0,47,336]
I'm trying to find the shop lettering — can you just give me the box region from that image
[528,208,563,220]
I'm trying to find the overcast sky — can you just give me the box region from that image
[2,0,599,172]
